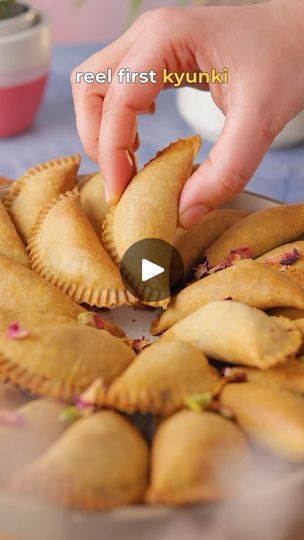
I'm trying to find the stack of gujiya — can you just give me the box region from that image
[0,137,304,511]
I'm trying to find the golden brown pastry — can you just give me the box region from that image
[160,301,301,369]
[205,204,304,269]
[0,175,12,186]
[106,341,222,415]
[0,200,29,266]
[152,259,304,334]
[146,410,250,505]
[225,360,304,395]
[257,241,304,289]
[80,172,108,242]
[0,253,84,320]
[102,137,201,306]
[220,382,304,462]
[174,209,249,277]
[28,190,135,308]
[0,320,135,401]
[267,307,304,320]
[8,411,150,510]
[0,399,66,485]
[4,155,80,243]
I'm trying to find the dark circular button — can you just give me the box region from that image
[120,238,184,302]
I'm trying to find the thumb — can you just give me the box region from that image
[179,105,277,228]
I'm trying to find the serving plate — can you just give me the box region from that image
[2,186,304,540]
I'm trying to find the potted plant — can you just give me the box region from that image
[0,0,51,137]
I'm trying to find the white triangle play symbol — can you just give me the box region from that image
[141,258,165,282]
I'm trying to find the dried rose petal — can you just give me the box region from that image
[77,312,106,329]
[132,337,150,353]
[74,379,103,413]
[221,367,247,383]
[194,257,209,280]
[209,247,251,274]
[0,410,26,427]
[262,248,300,266]
[7,323,29,341]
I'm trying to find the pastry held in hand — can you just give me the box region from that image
[80,172,108,242]
[106,341,222,416]
[152,259,304,334]
[0,399,66,485]
[4,155,80,243]
[160,301,301,369]
[205,204,304,269]
[0,253,84,320]
[0,320,135,401]
[146,410,250,505]
[28,190,135,308]
[220,383,304,462]
[8,411,149,511]
[174,209,249,277]
[103,137,201,306]
[0,200,29,266]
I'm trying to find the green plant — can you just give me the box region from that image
[0,0,16,20]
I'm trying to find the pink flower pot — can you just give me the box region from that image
[0,9,51,138]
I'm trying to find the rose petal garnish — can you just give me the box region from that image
[0,410,26,427]
[263,248,301,266]
[221,367,247,383]
[209,247,251,274]
[132,337,151,353]
[77,312,106,330]
[7,323,29,341]
[59,406,82,425]
[74,378,103,414]
[184,392,212,413]
[194,257,209,280]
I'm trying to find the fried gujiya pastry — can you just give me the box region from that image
[106,341,222,416]
[0,399,66,485]
[0,253,84,320]
[205,204,304,269]
[152,259,304,334]
[0,321,135,401]
[146,410,250,505]
[174,209,249,277]
[4,154,80,243]
[220,382,304,462]
[225,359,304,395]
[80,172,108,242]
[160,301,301,369]
[28,190,135,308]
[8,411,150,511]
[257,241,304,289]
[102,137,201,306]
[0,201,30,266]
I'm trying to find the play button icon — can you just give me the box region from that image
[120,238,184,303]
[142,259,164,282]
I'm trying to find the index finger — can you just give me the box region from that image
[99,42,166,204]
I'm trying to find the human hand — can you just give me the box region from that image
[71,0,304,227]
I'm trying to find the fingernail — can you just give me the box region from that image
[179,204,210,228]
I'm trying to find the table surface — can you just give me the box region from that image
[0,43,304,202]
